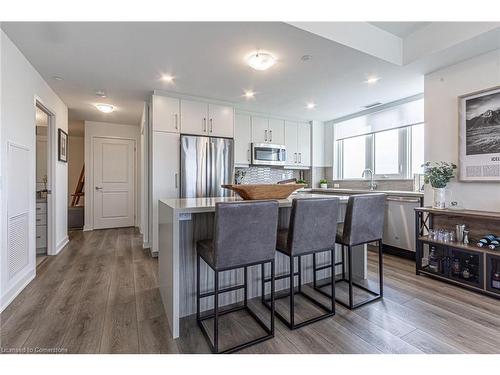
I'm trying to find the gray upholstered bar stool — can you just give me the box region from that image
[196,200,279,354]
[262,197,339,329]
[313,193,386,310]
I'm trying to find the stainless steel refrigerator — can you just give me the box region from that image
[180,135,234,198]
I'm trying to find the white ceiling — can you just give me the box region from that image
[370,22,430,38]
[2,22,498,125]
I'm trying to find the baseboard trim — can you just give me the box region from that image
[0,269,36,313]
[143,241,151,249]
[382,244,416,260]
[54,236,69,255]
[83,225,92,232]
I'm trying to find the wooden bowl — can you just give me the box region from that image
[222,184,306,200]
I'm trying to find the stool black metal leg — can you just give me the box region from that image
[261,263,265,303]
[244,266,248,307]
[330,248,335,313]
[214,270,219,353]
[270,260,275,334]
[289,255,295,327]
[313,252,317,288]
[379,240,384,297]
[341,245,345,281]
[348,245,353,309]
[298,255,302,293]
[196,254,201,321]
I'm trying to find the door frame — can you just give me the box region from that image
[89,135,137,230]
[34,98,57,256]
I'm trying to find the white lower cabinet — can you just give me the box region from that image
[285,121,311,167]
[235,113,252,165]
[152,131,180,254]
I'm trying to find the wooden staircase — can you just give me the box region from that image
[71,164,84,207]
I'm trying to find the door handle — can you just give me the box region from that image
[175,114,178,129]
[264,130,268,142]
[209,118,213,133]
[95,186,103,190]
[203,118,207,132]
[269,129,272,142]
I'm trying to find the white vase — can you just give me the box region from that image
[432,187,447,209]
[320,183,328,189]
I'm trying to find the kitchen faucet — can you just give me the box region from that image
[362,169,377,190]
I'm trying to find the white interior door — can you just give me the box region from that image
[93,137,135,229]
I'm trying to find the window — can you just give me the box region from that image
[374,129,400,176]
[342,135,368,179]
[337,123,423,180]
[411,123,424,176]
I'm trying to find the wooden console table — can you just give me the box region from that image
[414,207,500,299]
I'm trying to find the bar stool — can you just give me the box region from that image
[196,200,279,354]
[313,193,386,310]
[262,197,339,329]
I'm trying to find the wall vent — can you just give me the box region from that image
[363,102,383,109]
[8,213,29,280]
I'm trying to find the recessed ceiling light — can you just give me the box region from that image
[307,102,316,110]
[161,74,174,83]
[53,76,63,81]
[244,90,255,99]
[95,104,114,113]
[365,76,381,84]
[95,90,107,98]
[246,51,276,71]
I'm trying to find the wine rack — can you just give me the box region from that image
[415,207,500,300]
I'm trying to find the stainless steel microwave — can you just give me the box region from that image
[251,143,286,166]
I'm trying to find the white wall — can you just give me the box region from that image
[1,31,68,311]
[84,121,140,230]
[68,134,84,205]
[424,49,500,211]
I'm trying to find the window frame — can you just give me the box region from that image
[337,123,422,180]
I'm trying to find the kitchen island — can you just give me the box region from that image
[158,193,368,338]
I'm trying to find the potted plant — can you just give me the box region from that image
[296,178,307,188]
[319,178,328,189]
[422,161,457,209]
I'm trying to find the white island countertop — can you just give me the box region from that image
[159,193,351,213]
[302,188,424,198]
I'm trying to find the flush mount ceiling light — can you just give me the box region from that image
[53,76,63,81]
[246,51,276,71]
[95,90,107,98]
[95,104,115,113]
[161,74,174,83]
[306,102,316,110]
[365,76,381,84]
[244,90,255,99]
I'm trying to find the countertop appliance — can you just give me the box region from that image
[180,135,234,198]
[251,143,286,166]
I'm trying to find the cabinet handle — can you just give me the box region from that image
[299,153,302,163]
[294,153,297,163]
[210,118,213,133]
[36,236,41,239]
[175,173,178,189]
[264,130,268,142]
[175,114,178,129]
[269,129,272,142]
[247,149,250,162]
[203,118,207,132]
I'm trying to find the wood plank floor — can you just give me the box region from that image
[1,228,499,354]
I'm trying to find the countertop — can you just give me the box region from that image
[302,188,424,198]
[160,193,350,214]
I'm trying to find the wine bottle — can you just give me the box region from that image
[488,239,500,250]
[477,234,496,247]
[492,267,500,290]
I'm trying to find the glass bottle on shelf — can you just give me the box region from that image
[492,264,500,290]
[462,259,472,280]
[429,247,440,273]
[451,257,461,276]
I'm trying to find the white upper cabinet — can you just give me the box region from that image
[268,118,285,145]
[152,95,180,133]
[208,103,234,138]
[234,113,252,165]
[284,121,311,167]
[180,99,209,136]
[298,122,311,166]
[251,116,269,143]
[180,99,234,138]
[285,121,299,165]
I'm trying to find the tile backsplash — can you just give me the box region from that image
[235,166,300,184]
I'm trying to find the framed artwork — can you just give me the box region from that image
[458,86,500,181]
[58,128,68,162]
